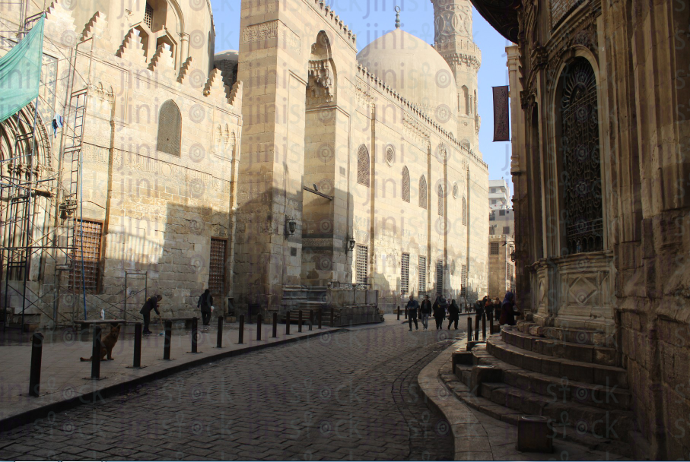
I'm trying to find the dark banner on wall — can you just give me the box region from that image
[493,86,510,142]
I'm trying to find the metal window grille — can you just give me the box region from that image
[356,245,368,284]
[461,264,467,296]
[436,261,443,295]
[503,226,511,235]
[69,220,102,293]
[402,167,410,203]
[401,253,410,294]
[386,146,395,164]
[157,100,181,156]
[490,242,499,255]
[418,256,427,294]
[357,145,370,186]
[462,197,467,225]
[144,3,153,28]
[419,176,427,209]
[499,210,505,216]
[209,238,226,296]
[489,211,495,221]
[438,185,444,217]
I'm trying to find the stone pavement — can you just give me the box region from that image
[418,336,630,461]
[0,316,340,431]
[0,315,459,460]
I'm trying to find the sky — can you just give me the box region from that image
[209,0,515,201]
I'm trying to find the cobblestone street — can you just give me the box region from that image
[0,321,462,460]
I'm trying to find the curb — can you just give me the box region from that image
[0,328,342,433]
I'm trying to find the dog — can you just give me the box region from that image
[80,323,121,361]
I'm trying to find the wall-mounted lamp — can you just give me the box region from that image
[348,238,356,252]
[285,217,297,236]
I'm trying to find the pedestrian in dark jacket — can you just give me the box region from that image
[420,295,431,330]
[447,299,460,330]
[140,295,162,334]
[432,296,445,330]
[405,294,420,331]
[197,289,213,331]
[499,291,519,326]
[474,296,486,319]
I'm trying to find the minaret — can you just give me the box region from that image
[430,0,481,146]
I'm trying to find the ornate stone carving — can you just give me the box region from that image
[243,21,279,43]
[307,60,334,104]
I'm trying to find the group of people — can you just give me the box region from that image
[138,289,215,335]
[404,291,519,332]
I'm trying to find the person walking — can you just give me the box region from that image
[447,299,460,330]
[499,291,520,326]
[140,294,162,335]
[197,289,213,331]
[420,295,431,330]
[432,296,445,330]
[474,296,486,320]
[405,294,420,331]
[493,297,501,322]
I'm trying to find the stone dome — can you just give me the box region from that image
[357,29,457,132]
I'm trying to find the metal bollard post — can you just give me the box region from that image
[318,309,322,329]
[91,325,102,379]
[309,310,313,331]
[397,306,400,320]
[489,314,494,335]
[298,310,303,333]
[475,315,480,341]
[163,321,172,360]
[272,312,277,338]
[133,323,142,367]
[238,315,245,344]
[216,317,224,348]
[29,332,44,396]
[286,311,291,335]
[405,306,408,319]
[257,314,262,341]
[482,313,487,341]
[191,317,198,353]
[467,317,473,343]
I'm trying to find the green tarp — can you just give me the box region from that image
[0,16,45,123]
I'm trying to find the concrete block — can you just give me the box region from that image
[517,415,552,453]
[469,365,502,396]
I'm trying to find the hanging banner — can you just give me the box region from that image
[0,16,45,123]
[493,85,510,142]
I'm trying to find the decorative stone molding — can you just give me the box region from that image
[116,28,147,67]
[147,43,175,73]
[243,21,279,43]
[307,59,334,104]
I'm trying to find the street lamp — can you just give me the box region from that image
[347,238,356,252]
[285,217,297,236]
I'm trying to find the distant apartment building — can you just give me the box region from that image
[488,179,515,297]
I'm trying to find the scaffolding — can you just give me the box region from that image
[0,4,148,330]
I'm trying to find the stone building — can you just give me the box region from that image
[232,0,489,316]
[488,178,510,209]
[470,0,690,458]
[0,0,242,324]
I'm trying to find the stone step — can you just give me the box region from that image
[458,347,632,410]
[442,369,634,458]
[517,321,616,347]
[486,336,629,388]
[502,326,619,367]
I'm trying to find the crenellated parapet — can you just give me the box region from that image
[307,0,357,48]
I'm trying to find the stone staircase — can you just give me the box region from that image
[450,320,646,459]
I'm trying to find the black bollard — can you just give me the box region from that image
[133,323,142,367]
[191,317,198,353]
[238,315,244,344]
[318,309,322,329]
[217,316,224,348]
[467,317,473,342]
[489,314,494,335]
[475,315,480,341]
[272,312,277,338]
[482,313,487,340]
[163,320,172,360]
[298,310,303,333]
[309,310,313,331]
[91,325,102,379]
[29,332,44,396]
[257,314,262,341]
[397,306,400,320]
[405,306,408,319]
[286,311,291,335]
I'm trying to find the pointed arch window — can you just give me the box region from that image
[402,167,410,203]
[437,184,444,217]
[558,58,602,254]
[462,86,470,115]
[419,175,427,209]
[357,145,370,187]
[157,100,181,156]
[462,197,467,225]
